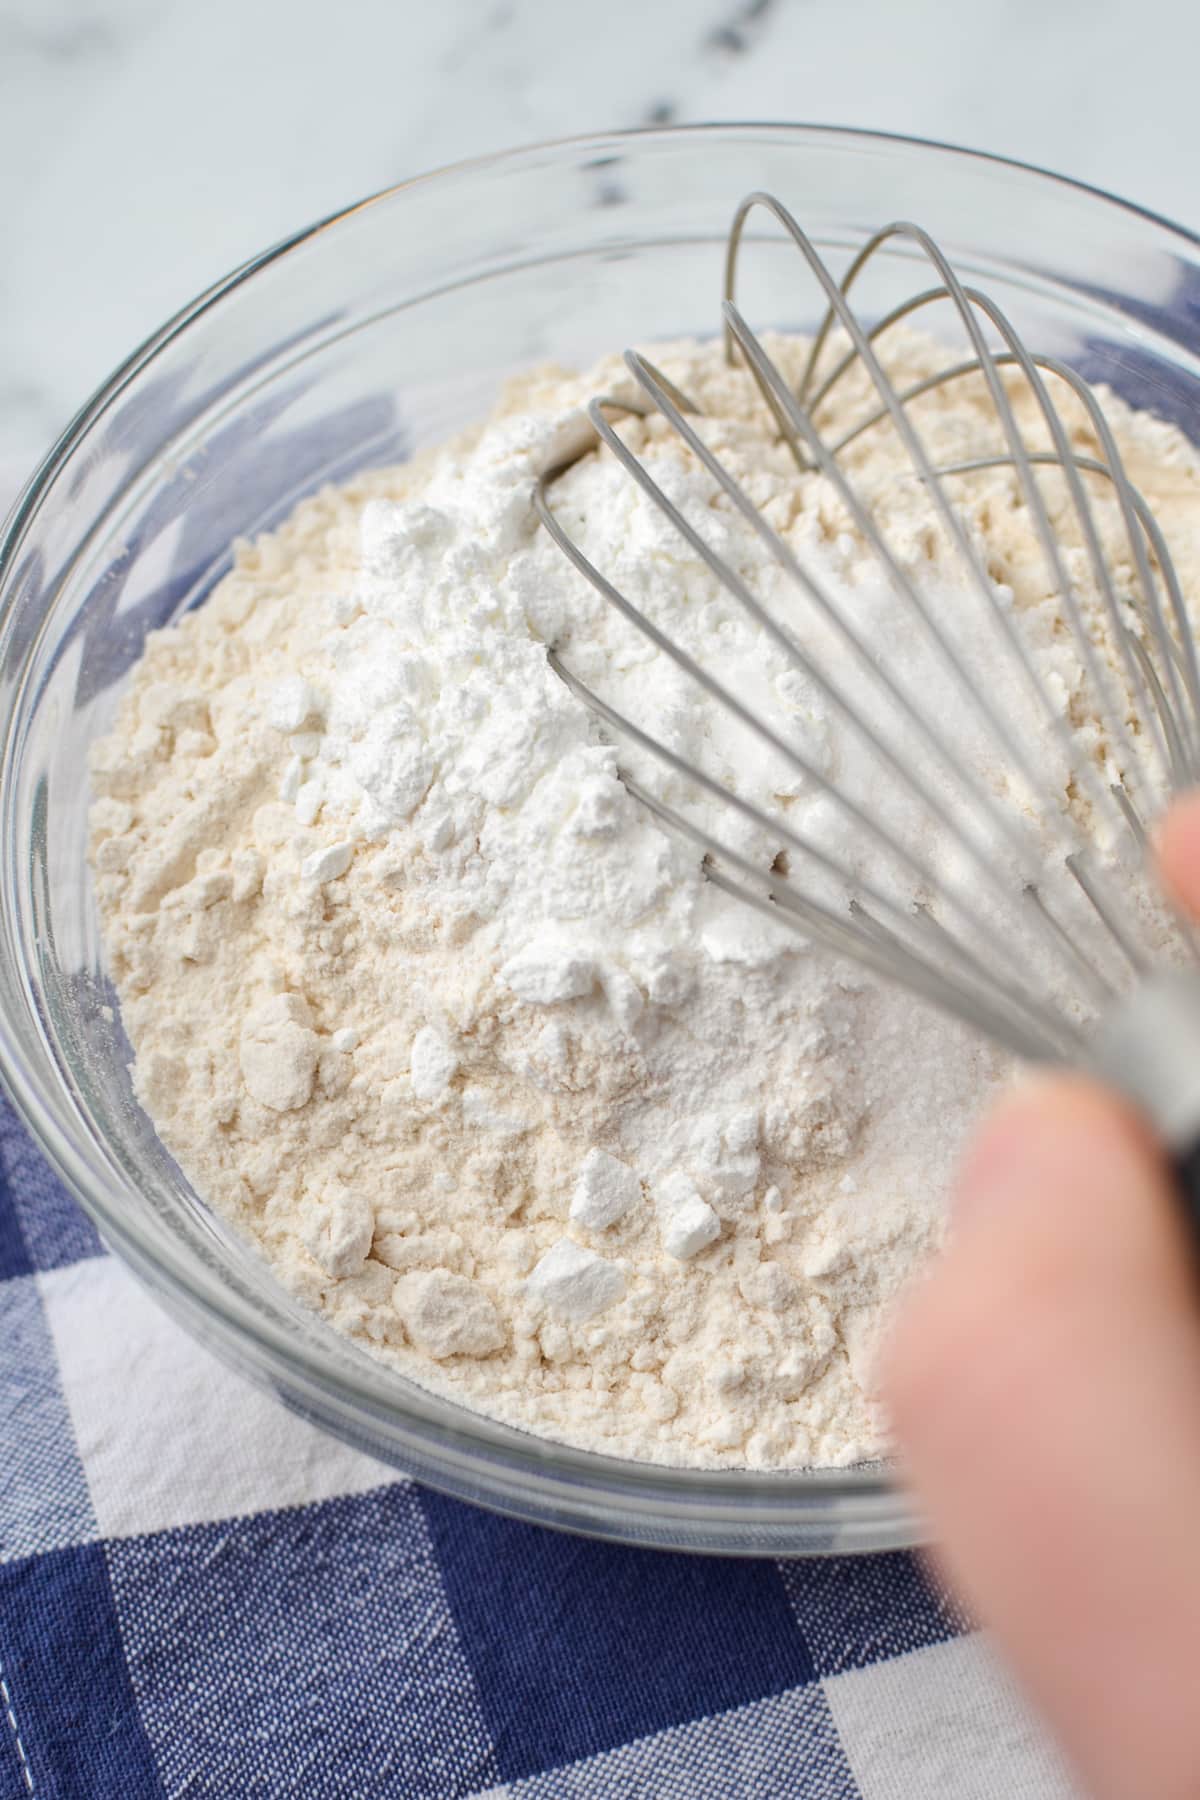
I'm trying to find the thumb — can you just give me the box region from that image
[884,1076,1200,1800]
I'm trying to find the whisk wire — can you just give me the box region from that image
[1065,852,1150,975]
[543,635,1075,1051]
[541,423,979,920]
[729,197,1187,815]
[774,212,1188,732]
[822,344,1200,762]
[566,379,1135,1000]
[621,350,1051,874]
[629,766,1076,1062]
[720,204,1183,969]
[618,346,1161,994]
[720,299,1150,974]
[723,294,1065,816]
[535,188,1199,1064]
[924,270,1173,801]
[733,217,1147,862]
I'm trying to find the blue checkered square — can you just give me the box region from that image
[0,1692,32,1800]
[107,1485,499,1799]
[0,1177,31,1284]
[0,1543,162,1798]
[421,1493,815,1784]
[0,1275,96,1564]
[0,1096,102,1276]
[780,1550,969,1676]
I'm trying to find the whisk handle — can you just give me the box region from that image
[1091,969,1200,1237]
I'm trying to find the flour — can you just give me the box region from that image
[87,330,1200,1468]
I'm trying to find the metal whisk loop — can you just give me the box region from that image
[612,347,1155,995]
[537,425,1096,1050]
[721,299,1065,807]
[717,304,1159,974]
[765,219,1200,788]
[536,459,995,968]
[534,188,1200,1066]
[543,642,1077,1063]
[906,254,1169,805]
[831,353,1198,777]
[723,213,1105,814]
[543,387,1113,1006]
[620,349,1035,873]
[722,198,1156,846]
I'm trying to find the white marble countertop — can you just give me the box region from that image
[2,0,1198,510]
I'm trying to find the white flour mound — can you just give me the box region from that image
[88,332,1200,1468]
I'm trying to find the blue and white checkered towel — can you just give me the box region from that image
[0,1091,1079,1799]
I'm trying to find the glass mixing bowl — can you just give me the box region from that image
[3,124,1200,1557]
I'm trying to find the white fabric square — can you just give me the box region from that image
[823,1632,1082,1799]
[40,1256,398,1538]
[107,1484,498,1798]
[0,1271,97,1561]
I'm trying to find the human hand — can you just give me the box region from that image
[884,795,1200,1800]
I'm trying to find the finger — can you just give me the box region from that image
[884,1076,1200,1800]
[1155,789,1200,918]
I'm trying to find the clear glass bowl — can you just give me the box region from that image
[4,124,1200,1556]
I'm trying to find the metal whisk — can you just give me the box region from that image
[534,190,1200,1188]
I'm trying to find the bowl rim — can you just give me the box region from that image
[3,119,1199,1546]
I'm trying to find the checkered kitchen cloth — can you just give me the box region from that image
[0,1091,1080,1800]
